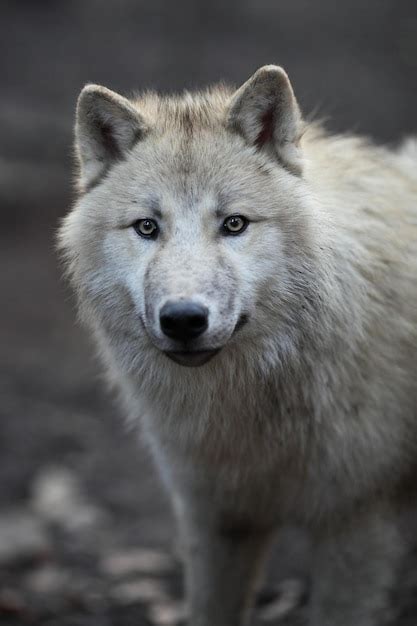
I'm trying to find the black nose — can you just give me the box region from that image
[159,301,209,342]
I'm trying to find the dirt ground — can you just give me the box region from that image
[1,1,417,624]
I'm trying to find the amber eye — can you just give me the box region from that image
[133,218,158,239]
[223,215,248,235]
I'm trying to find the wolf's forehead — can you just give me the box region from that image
[140,135,237,194]
[126,133,275,222]
[156,184,221,218]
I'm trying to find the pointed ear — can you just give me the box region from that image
[75,84,149,191]
[227,65,303,175]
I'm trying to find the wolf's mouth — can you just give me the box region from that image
[164,349,220,367]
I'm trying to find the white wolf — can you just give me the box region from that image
[59,65,417,626]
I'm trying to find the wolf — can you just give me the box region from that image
[58,65,417,626]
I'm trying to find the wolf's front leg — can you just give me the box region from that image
[182,518,273,626]
[310,507,404,626]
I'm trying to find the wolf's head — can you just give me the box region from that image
[60,66,323,375]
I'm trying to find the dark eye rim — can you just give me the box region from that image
[132,218,159,239]
[222,214,249,236]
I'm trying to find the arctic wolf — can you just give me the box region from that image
[59,66,417,625]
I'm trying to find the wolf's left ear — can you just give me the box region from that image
[227,65,303,175]
[75,84,149,191]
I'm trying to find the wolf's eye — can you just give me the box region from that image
[223,215,248,236]
[133,218,158,239]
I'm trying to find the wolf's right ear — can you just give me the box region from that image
[75,85,148,191]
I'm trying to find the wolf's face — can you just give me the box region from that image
[61,67,318,371]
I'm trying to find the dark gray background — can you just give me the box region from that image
[1,1,416,624]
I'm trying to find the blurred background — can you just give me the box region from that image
[1,1,416,624]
